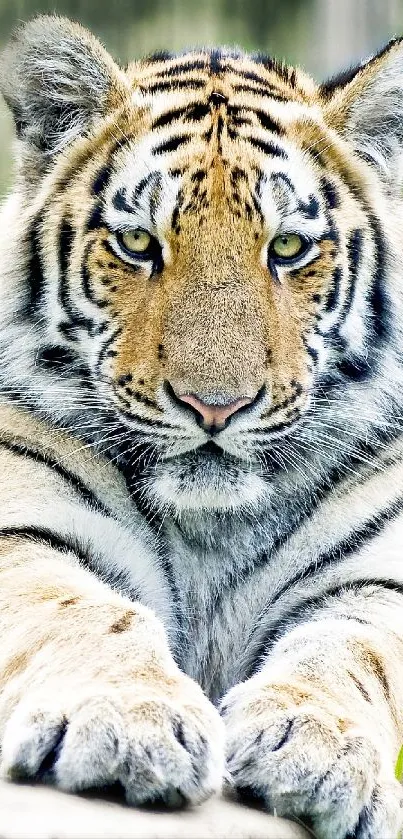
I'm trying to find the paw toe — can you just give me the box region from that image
[54,696,127,791]
[1,703,66,780]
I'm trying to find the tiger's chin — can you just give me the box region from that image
[150,444,267,513]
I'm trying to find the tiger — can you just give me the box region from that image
[1,13,403,838]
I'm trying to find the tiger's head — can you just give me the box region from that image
[1,18,403,513]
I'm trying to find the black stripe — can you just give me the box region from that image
[95,327,122,374]
[168,166,185,178]
[209,49,222,75]
[0,523,144,603]
[152,106,190,129]
[269,171,295,194]
[336,353,372,381]
[191,169,207,183]
[339,228,363,324]
[114,405,173,430]
[229,114,252,129]
[250,193,264,224]
[332,172,392,342]
[59,318,108,342]
[187,103,211,120]
[145,50,174,63]
[326,215,388,378]
[59,219,74,283]
[59,322,79,341]
[248,137,287,158]
[122,389,158,410]
[305,146,326,168]
[58,220,95,338]
[233,82,288,101]
[262,416,297,435]
[81,245,108,310]
[236,69,285,93]
[216,113,224,142]
[171,205,180,234]
[141,79,205,94]
[272,577,403,648]
[326,167,390,350]
[0,527,146,604]
[132,173,155,204]
[231,166,248,188]
[25,214,46,316]
[81,266,107,309]
[297,195,320,219]
[278,495,403,612]
[156,59,207,78]
[37,345,77,369]
[249,577,403,678]
[321,177,340,210]
[92,164,112,197]
[326,266,342,312]
[0,525,98,566]
[367,215,389,342]
[0,440,112,516]
[253,109,283,134]
[112,188,133,214]
[36,345,92,380]
[86,204,104,231]
[153,135,191,155]
[148,172,163,228]
[249,492,403,674]
[250,53,277,71]
[321,220,339,245]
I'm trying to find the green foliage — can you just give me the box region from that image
[395,748,403,839]
[395,745,403,782]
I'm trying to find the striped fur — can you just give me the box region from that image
[0,16,403,837]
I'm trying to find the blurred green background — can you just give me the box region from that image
[0,0,402,194]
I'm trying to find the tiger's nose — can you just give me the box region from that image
[172,389,256,433]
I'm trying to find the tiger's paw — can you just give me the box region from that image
[1,677,224,807]
[222,678,403,839]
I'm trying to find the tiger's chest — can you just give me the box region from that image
[165,522,282,700]
[160,442,403,700]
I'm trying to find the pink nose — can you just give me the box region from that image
[176,392,253,431]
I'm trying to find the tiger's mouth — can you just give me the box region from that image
[163,440,243,464]
[110,386,308,513]
[148,436,269,513]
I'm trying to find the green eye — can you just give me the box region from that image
[119,228,152,254]
[270,233,306,261]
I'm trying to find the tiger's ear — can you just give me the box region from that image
[0,16,129,155]
[321,38,403,175]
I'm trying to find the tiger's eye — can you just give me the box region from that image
[120,228,151,254]
[271,233,304,260]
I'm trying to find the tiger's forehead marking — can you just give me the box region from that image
[127,49,321,129]
[104,136,326,244]
[127,48,317,100]
[100,50,329,247]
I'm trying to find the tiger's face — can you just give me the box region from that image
[1,19,400,512]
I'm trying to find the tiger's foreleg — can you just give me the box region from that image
[222,587,403,838]
[0,537,224,804]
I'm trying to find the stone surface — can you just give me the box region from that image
[0,782,310,839]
